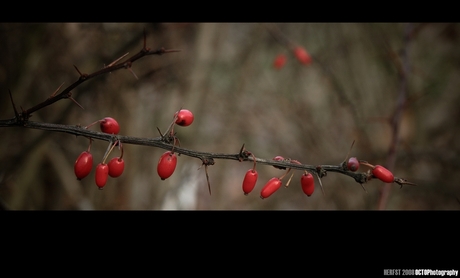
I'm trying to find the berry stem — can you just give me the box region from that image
[250,152,257,171]
[102,139,119,164]
[118,141,124,160]
[85,119,101,130]
[358,160,374,168]
[278,168,291,181]
[86,138,93,153]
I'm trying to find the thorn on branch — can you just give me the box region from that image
[156,127,164,137]
[106,52,129,68]
[128,67,139,80]
[48,82,65,99]
[147,47,181,56]
[238,143,252,162]
[315,165,327,178]
[394,177,417,189]
[73,65,88,80]
[200,157,215,196]
[123,62,139,80]
[68,92,84,110]
[8,90,20,120]
[142,28,150,52]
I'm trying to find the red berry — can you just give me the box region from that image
[74,151,93,180]
[293,46,312,65]
[95,163,109,189]
[108,157,125,178]
[300,173,315,196]
[174,109,194,127]
[347,157,360,172]
[260,177,282,199]
[372,165,394,183]
[272,156,286,170]
[100,117,120,134]
[157,151,177,180]
[273,54,287,69]
[242,169,258,195]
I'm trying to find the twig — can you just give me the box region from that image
[0,119,416,189]
[17,44,180,120]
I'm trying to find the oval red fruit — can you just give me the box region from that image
[293,46,312,65]
[347,157,360,172]
[372,165,394,183]
[157,151,177,180]
[74,151,93,180]
[174,109,194,127]
[300,173,315,196]
[108,157,125,178]
[242,169,258,195]
[95,163,109,189]
[260,177,282,199]
[273,54,287,69]
[100,117,120,134]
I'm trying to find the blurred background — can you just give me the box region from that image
[0,22,459,210]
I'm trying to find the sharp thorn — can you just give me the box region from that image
[315,172,325,196]
[50,82,65,98]
[205,165,211,196]
[73,65,83,76]
[128,67,139,80]
[69,96,84,110]
[107,52,129,67]
[156,127,164,137]
[8,90,19,119]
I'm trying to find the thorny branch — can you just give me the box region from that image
[1,30,416,195]
[8,31,180,122]
[0,119,416,190]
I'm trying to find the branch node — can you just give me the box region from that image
[315,165,327,178]
[238,143,252,162]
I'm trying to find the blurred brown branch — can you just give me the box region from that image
[377,23,414,210]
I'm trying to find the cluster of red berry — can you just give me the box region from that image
[156,109,194,180]
[273,46,312,70]
[242,153,396,199]
[74,117,125,189]
[242,155,315,199]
